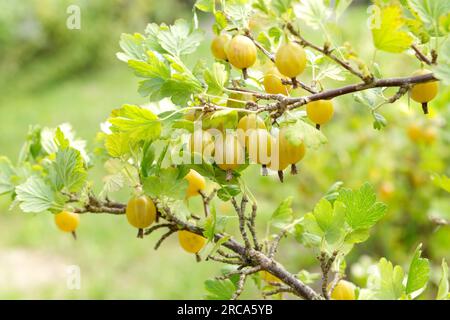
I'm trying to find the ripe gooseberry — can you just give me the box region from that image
[330,280,356,300]
[55,211,80,239]
[270,127,306,182]
[263,67,290,95]
[410,69,438,114]
[275,41,307,86]
[126,195,157,238]
[178,230,206,254]
[184,169,206,198]
[214,134,245,181]
[226,35,257,79]
[211,34,231,61]
[306,99,334,130]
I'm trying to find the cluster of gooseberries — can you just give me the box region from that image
[211,32,335,130]
[186,112,307,182]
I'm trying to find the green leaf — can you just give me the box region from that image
[104,133,134,158]
[0,157,15,195]
[270,197,293,228]
[283,120,327,150]
[406,0,450,36]
[338,183,387,230]
[48,130,87,193]
[204,279,236,300]
[406,244,430,296]
[117,33,148,62]
[217,185,241,201]
[313,199,346,244]
[143,167,188,200]
[100,159,127,198]
[294,0,331,30]
[157,19,204,57]
[109,104,161,143]
[195,0,215,12]
[209,110,239,130]
[204,62,229,95]
[323,181,344,202]
[437,259,449,300]
[372,5,413,53]
[15,177,63,213]
[363,258,406,300]
[344,228,370,244]
[373,112,387,130]
[431,41,450,86]
[432,62,450,86]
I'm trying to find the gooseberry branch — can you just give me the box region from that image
[70,192,322,300]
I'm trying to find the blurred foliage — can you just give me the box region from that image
[0,0,194,91]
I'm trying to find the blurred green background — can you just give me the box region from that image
[0,1,449,299]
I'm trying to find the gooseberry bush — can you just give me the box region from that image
[1,0,450,300]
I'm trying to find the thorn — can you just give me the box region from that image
[261,165,268,176]
[71,231,77,240]
[290,164,298,175]
[316,124,321,130]
[422,102,429,114]
[137,228,144,239]
[277,170,284,183]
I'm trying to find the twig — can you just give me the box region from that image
[243,29,316,94]
[199,189,217,218]
[319,251,338,300]
[207,255,243,265]
[154,228,177,250]
[244,30,275,62]
[247,203,261,251]
[232,196,252,250]
[411,44,432,66]
[287,23,373,83]
[217,249,242,260]
[216,266,261,281]
[231,273,247,300]
[144,223,174,235]
[263,286,295,298]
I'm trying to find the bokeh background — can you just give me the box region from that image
[0,0,449,299]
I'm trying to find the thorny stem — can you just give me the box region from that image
[319,251,338,300]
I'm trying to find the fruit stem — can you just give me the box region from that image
[137,228,144,239]
[277,170,284,183]
[291,77,298,89]
[291,164,298,175]
[242,68,248,80]
[261,164,268,176]
[226,169,234,181]
[422,102,429,114]
[316,124,321,130]
[71,231,77,240]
